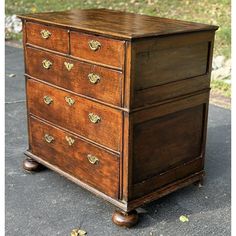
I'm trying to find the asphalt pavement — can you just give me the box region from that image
[5,45,231,236]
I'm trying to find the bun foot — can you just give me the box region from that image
[112,210,138,228]
[23,158,42,172]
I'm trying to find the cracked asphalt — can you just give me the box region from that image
[5,45,231,236]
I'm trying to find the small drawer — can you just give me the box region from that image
[26,22,69,53]
[27,79,122,152]
[29,116,119,198]
[25,47,123,106]
[70,31,125,69]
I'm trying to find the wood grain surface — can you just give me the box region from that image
[18,9,218,40]
[25,46,123,106]
[27,78,122,152]
[29,116,120,198]
[26,22,69,53]
[70,31,125,69]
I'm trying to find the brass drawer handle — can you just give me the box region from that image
[42,59,52,69]
[88,40,101,51]
[88,113,101,124]
[65,96,75,106]
[87,154,99,165]
[44,134,54,143]
[88,73,100,84]
[64,62,74,71]
[65,136,75,146]
[43,95,53,105]
[41,29,51,39]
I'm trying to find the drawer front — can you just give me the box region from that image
[26,47,123,106]
[70,31,125,69]
[26,22,69,53]
[27,79,122,151]
[29,116,119,198]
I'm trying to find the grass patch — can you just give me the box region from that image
[5,0,230,59]
[211,79,231,98]
[5,0,231,97]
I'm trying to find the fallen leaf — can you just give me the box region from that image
[8,73,16,78]
[179,215,189,222]
[71,228,87,236]
[71,229,79,236]
[78,229,87,235]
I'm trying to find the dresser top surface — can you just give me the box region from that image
[18,8,218,40]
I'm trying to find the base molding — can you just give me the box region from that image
[127,171,204,211]
[24,150,204,212]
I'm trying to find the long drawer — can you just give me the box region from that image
[27,79,122,152]
[29,116,120,198]
[25,46,123,106]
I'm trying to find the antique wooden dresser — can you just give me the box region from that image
[18,9,218,227]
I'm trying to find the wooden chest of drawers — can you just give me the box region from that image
[18,9,218,227]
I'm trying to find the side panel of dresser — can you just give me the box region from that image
[121,32,214,208]
[127,91,210,209]
[129,31,216,109]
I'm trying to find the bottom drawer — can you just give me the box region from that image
[29,116,119,198]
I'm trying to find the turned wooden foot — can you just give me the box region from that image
[194,178,204,187]
[112,210,138,228]
[23,158,42,172]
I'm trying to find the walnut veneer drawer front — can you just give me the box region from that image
[27,79,122,151]
[26,22,69,53]
[25,47,123,106]
[29,116,119,198]
[70,31,125,69]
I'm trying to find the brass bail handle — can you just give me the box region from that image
[88,40,101,51]
[88,113,101,124]
[41,30,51,39]
[88,73,100,84]
[43,95,53,105]
[42,59,52,69]
[87,154,99,165]
[44,134,54,143]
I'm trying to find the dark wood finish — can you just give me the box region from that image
[23,158,42,172]
[26,22,69,53]
[29,116,119,198]
[135,42,209,90]
[70,31,125,69]
[130,31,215,109]
[112,210,138,228]
[18,9,218,40]
[133,105,204,183]
[18,9,218,227]
[25,46,123,106]
[127,171,204,211]
[27,79,122,152]
[133,75,210,108]
[127,91,209,200]
[131,157,204,199]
